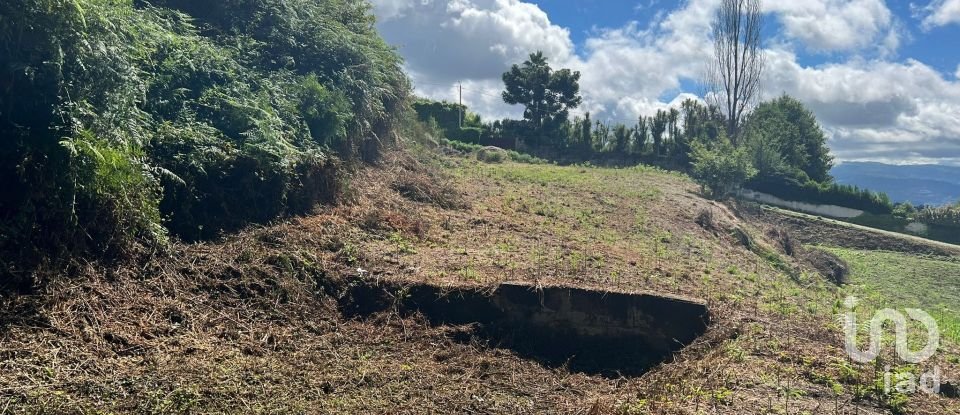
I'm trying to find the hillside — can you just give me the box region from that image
[832,162,960,206]
[2,149,958,413]
[4,2,960,414]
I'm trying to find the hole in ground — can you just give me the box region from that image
[341,281,710,377]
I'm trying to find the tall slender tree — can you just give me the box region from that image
[707,0,764,144]
[651,110,668,157]
[580,112,593,154]
[613,124,632,155]
[635,116,649,154]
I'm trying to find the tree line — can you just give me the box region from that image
[415,0,892,214]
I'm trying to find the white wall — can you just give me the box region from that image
[738,189,864,219]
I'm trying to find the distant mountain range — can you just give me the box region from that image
[831,162,960,206]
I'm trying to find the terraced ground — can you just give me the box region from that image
[1,150,958,414]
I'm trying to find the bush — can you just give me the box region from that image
[439,139,545,164]
[690,141,757,199]
[0,0,408,286]
[476,147,508,164]
[915,205,960,228]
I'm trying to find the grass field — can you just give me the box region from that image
[818,246,960,343]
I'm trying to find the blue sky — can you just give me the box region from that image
[370,0,960,164]
[535,0,960,74]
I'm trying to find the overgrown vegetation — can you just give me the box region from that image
[749,176,894,214]
[0,0,409,287]
[689,139,756,198]
[914,203,960,229]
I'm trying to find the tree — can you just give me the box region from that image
[651,110,668,156]
[580,112,593,154]
[668,108,683,160]
[613,124,632,155]
[743,95,833,182]
[502,51,582,141]
[668,108,680,143]
[592,121,610,151]
[681,99,706,143]
[707,0,764,143]
[690,140,757,198]
[635,116,649,153]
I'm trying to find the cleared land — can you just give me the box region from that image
[1,152,957,414]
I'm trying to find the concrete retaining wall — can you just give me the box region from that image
[739,188,864,219]
[349,281,710,376]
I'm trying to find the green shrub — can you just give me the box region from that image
[690,140,757,199]
[0,0,408,286]
[915,204,960,228]
[476,147,507,164]
[439,139,545,164]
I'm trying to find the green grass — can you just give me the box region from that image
[818,246,960,343]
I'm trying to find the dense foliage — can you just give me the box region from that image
[914,204,960,228]
[689,140,756,198]
[0,0,408,287]
[742,95,833,183]
[501,52,582,145]
[748,174,893,214]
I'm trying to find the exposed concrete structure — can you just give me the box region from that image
[344,281,710,376]
[739,188,864,219]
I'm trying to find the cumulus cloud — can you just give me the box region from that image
[370,0,572,83]
[763,49,960,161]
[919,0,960,29]
[368,0,573,117]
[572,0,715,120]
[370,0,417,21]
[370,0,960,164]
[775,1,898,54]
[764,0,898,54]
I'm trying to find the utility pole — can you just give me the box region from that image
[458,82,463,128]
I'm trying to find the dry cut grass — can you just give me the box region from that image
[0,151,957,414]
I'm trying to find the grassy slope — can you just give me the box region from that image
[1,152,956,414]
[820,247,960,343]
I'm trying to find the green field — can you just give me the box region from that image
[819,246,960,343]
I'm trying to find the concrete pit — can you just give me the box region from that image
[342,281,710,377]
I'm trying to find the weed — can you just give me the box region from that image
[389,232,417,255]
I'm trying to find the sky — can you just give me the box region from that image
[368,0,960,165]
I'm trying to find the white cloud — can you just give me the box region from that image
[371,0,572,83]
[371,0,960,164]
[764,0,898,54]
[572,0,716,120]
[370,0,418,21]
[369,0,573,117]
[956,64,960,79]
[919,0,960,29]
[763,49,960,161]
